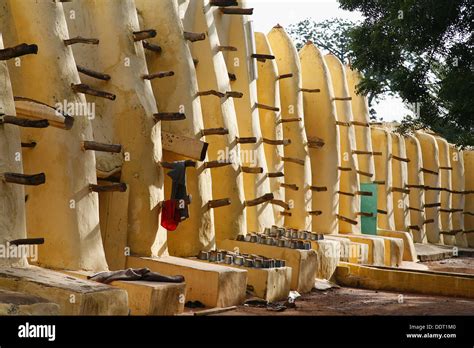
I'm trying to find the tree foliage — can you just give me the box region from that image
[339,0,474,146]
[287,18,355,63]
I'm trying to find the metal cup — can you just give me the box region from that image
[198,251,209,260]
[225,255,233,264]
[234,255,244,266]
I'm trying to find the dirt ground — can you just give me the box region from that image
[421,257,474,275]
[216,286,474,316]
[215,257,474,316]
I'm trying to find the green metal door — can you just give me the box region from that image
[360,183,377,235]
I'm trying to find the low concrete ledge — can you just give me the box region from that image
[126,256,247,308]
[335,234,385,266]
[378,229,417,262]
[0,266,128,315]
[65,271,185,316]
[335,262,474,298]
[0,288,60,315]
[310,240,341,279]
[219,240,318,293]
[193,258,291,302]
[325,236,369,264]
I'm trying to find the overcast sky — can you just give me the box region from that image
[247,0,413,122]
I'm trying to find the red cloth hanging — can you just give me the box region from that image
[161,200,180,231]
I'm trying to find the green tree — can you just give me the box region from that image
[339,0,473,146]
[287,18,355,63]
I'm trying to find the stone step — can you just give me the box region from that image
[192,257,292,302]
[218,239,318,293]
[126,256,247,308]
[0,288,60,315]
[0,266,128,315]
[65,270,186,316]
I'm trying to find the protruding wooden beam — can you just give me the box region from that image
[267,172,284,178]
[374,180,386,185]
[210,0,238,6]
[462,211,474,216]
[228,73,237,81]
[77,65,111,81]
[352,150,373,155]
[281,183,298,191]
[203,161,232,169]
[71,83,116,100]
[21,142,37,148]
[277,73,293,80]
[308,210,323,216]
[377,209,388,215]
[310,186,328,192]
[338,166,352,171]
[64,37,99,46]
[0,114,49,128]
[133,29,157,42]
[160,160,196,169]
[408,225,420,231]
[196,90,225,98]
[439,166,453,170]
[405,184,425,189]
[307,136,325,148]
[244,193,274,207]
[280,211,292,216]
[236,137,257,144]
[390,187,410,194]
[372,151,383,156]
[357,212,374,217]
[338,191,355,197]
[0,43,38,60]
[351,121,370,127]
[217,45,237,52]
[207,198,231,209]
[9,238,44,246]
[336,214,358,225]
[277,117,301,124]
[251,53,274,61]
[271,200,290,210]
[220,8,254,15]
[357,170,374,178]
[336,121,350,127]
[142,41,162,54]
[300,88,320,93]
[81,141,122,153]
[143,71,175,80]
[423,202,442,208]
[408,206,423,212]
[193,58,199,66]
[262,138,290,146]
[90,183,127,193]
[331,97,352,101]
[153,113,186,122]
[225,91,243,98]
[420,167,439,175]
[390,154,410,163]
[200,127,229,137]
[423,219,435,225]
[1,172,45,186]
[356,191,373,196]
[241,166,263,174]
[184,32,206,42]
[14,96,74,130]
[255,103,280,112]
[281,157,305,166]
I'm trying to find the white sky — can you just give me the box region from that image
[247,0,413,122]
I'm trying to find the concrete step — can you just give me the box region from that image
[219,239,318,293]
[65,270,186,316]
[126,256,247,308]
[192,257,292,302]
[0,288,60,315]
[335,262,474,298]
[0,266,128,315]
[325,235,369,264]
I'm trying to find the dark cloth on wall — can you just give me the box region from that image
[88,268,185,284]
[166,161,189,220]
